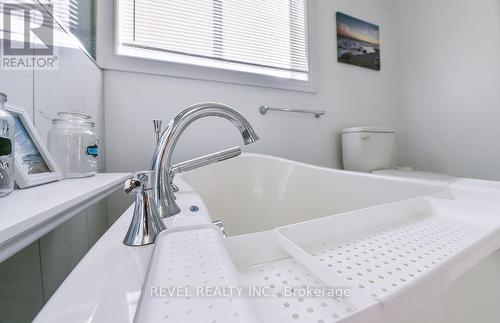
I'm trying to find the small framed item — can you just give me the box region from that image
[336,12,381,71]
[5,104,62,188]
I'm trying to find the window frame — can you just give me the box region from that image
[96,0,318,93]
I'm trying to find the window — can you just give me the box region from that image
[46,0,97,56]
[51,0,80,31]
[116,0,309,81]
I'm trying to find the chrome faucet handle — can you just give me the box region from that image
[124,178,141,194]
[153,119,163,144]
[170,146,241,175]
[171,181,180,193]
[123,171,166,246]
[167,147,241,194]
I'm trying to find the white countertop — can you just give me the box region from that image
[0,173,130,262]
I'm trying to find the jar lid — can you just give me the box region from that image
[52,118,95,126]
[53,111,95,126]
[57,111,91,120]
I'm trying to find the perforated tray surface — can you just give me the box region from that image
[305,216,488,301]
[135,226,259,323]
[240,257,360,323]
[137,198,500,323]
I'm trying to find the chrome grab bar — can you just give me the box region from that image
[170,146,241,175]
[259,105,325,118]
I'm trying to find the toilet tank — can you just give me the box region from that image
[341,127,396,172]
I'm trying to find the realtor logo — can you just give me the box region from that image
[1,1,58,70]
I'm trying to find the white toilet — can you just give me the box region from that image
[341,127,455,183]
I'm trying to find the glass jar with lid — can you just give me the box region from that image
[48,112,99,178]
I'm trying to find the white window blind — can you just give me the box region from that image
[0,0,79,48]
[52,0,79,30]
[117,0,309,81]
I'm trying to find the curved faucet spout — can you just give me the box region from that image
[152,102,259,218]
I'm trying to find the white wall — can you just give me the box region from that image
[394,0,500,180]
[104,0,398,175]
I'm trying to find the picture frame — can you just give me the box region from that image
[336,12,381,71]
[5,103,62,188]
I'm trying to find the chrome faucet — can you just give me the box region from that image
[152,119,180,193]
[151,102,259,218]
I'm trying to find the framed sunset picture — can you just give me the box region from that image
[336,12,380,70]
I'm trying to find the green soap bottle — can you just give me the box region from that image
[0,92,14,197]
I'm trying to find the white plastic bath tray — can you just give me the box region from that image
[135,197,500,323]
[276,197,500,323]
[136,225,378,323]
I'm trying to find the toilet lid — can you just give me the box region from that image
[341,126,395,134]
[372,169,455,183]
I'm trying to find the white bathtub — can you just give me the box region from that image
[34,154,500,323]
[180,153,447,236]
